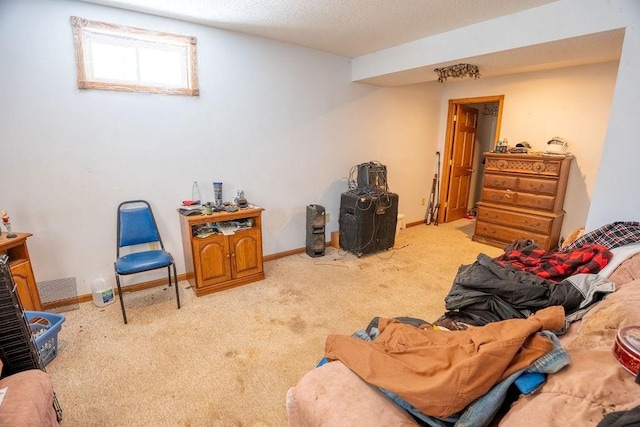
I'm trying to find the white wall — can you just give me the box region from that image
[436,62,619,236]
[587,1,640,230]
[0,0,441,295]
[0,0,633,300]
[351,0,640,233]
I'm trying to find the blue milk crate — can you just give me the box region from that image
[24,310,66,366]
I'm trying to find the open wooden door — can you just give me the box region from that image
[439,95,503,224]
[443,105,478,222]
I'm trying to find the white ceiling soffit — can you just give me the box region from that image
[77,0,557,57]
[360,29,625,86]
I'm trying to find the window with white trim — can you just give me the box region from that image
[71,16,199,96]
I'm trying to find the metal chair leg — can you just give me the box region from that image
[114,272,128,324]
[173,263,180,309]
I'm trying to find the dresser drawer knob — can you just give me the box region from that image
[496,160,508,170]
[524,220,541,228]
[532,162,546,173]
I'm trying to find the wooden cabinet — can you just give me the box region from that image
[179,208,264,297]
[0,233,42,311]
[472,152,573,250]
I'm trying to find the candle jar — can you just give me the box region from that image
[4,222,17,238]
[235,190,248,208]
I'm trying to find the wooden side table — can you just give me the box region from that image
[179,208,265,297]
[0,232,42,311]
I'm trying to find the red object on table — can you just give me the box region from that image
[614,325,640,376]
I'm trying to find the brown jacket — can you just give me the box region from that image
[325,305,565,418]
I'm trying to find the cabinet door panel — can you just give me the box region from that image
[10,261,40,311]
[194,237,231,286]
[230,230,263,279]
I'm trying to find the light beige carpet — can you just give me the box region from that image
[46,219,502,426]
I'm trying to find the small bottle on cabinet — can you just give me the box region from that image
[192,181,202,205]
[213,182,223,207]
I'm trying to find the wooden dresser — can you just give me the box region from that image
[472,152,573,250]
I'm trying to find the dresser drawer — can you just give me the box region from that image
[482,188,518,206]
[516,176,558,195]
[483,173,518,191]
[482,188,556,211]
[485,156,564,177]
[515,192,556,211]
[474,220,551,250]
[476,206,554,234]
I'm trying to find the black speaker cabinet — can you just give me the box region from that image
[306,204,326,257]
[339,191,398,256]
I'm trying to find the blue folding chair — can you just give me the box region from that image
[114,200,180,324]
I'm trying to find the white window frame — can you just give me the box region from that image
[71,16,199,96]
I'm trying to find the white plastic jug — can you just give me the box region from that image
[92,277,115,307]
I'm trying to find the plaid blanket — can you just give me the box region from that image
[495,244,612,282]
[561,221,640,251]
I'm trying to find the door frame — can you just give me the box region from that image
[438,95,504,224]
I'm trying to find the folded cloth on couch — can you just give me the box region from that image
[325,306,565,418]
[440,253,614,332]
[561,221,640,252]
[494,243,611,281]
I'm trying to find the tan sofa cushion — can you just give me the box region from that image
[286,361,418,426]
[499,278,640,426]
[0,369,59,427]
[608,252,640,288]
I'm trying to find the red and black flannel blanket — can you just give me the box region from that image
[494,244,612,282]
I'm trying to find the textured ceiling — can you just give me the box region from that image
[78,0,558,57]
[77,0,623,85]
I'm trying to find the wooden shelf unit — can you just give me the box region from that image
[472,152,573,251]
[0,232,42,311]
[179,208,264,297]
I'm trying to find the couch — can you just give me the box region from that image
[0,361,59,427]
[286,252,640,426]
